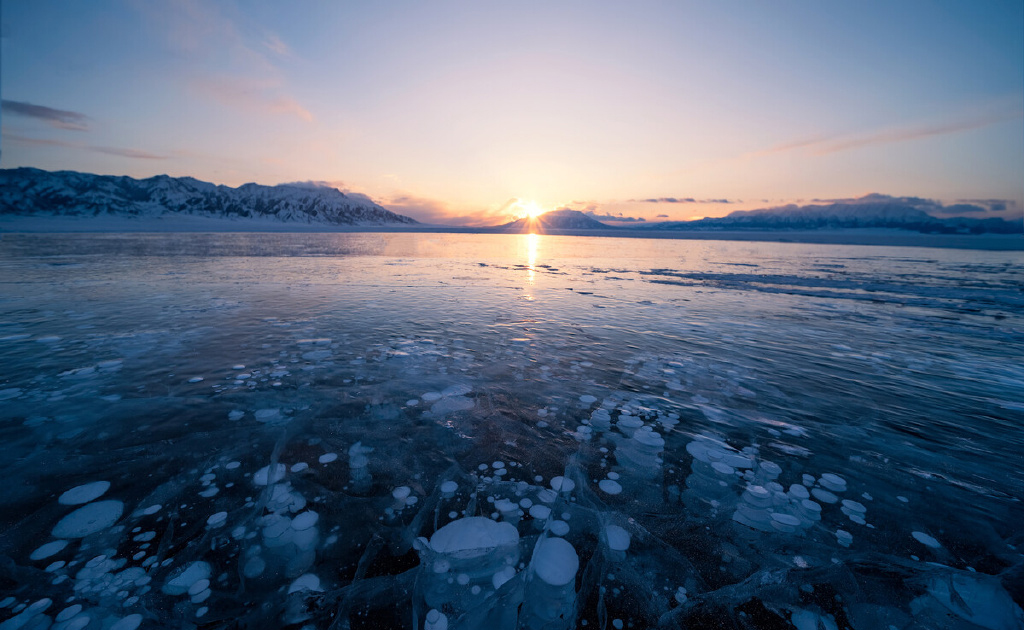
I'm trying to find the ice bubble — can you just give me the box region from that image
[162,561,211,595]
[613,620,624,629]
[288,573,322,594]
[228,410,245,421]
[549,520,570,536]
[532,537,579,586]
[425,609,449,630]
[188,377,204,383]
[318,453,338,464]
[550,476,575,493]
[674,586,688,604]
[55,604,83,622]
[579,395,597,404]
[912,531,942,549]
[836,530,853,547]
[141,504,162,515]
[30,540,68,560]
[290,462,308,472]
[605,525,631,552]
[422,392,443,402]
[529,505,552,520]
[819,473,847,492]
[442,384,472,397]
[791,610,839,630]
[207,512,227,528]
[58,481,111,505]
[392,486,412,501]
[291,511,319,531]
[897,495,909,503]
[254,408,281,423]
[492,566,516,591]
[232,364,245,370]
[429,517,519,556]
[788,484,810,500]
[188,579,210,596]
[811,488,839,504]
[52,500,123,538]
[243,557,266,578]
[253,464,287,486]
[598,479,623,495]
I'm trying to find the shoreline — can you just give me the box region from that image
[1,215,1022,250]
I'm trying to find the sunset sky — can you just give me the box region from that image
[1,1,1021,225]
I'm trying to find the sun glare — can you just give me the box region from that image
[517,200,545,219]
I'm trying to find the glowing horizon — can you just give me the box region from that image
[1,1,1021,226]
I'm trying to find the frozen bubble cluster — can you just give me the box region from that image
[2,234,1024,629]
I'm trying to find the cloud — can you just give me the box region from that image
[629,197,735,204]
[192,76,313,122]
[91,146,166,159]
[957,199,1016,212]
[583,210,646,223]
[2,100,90,131]
[751,107,1024,158]
[137,1,311,122]
[2,130,165,159]
[633,197,695,203]
[656,214,668,218]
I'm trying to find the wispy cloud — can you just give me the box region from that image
[91,146,166,160]
[2,100,90,131]
[751,108,1024,158]
[956,199,1016,212]
[583,211,646,223]
[137,0,311,122]
[192,76,313,122]
[2,130,166,159]
[629,197,735,204]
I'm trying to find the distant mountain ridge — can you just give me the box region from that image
[641,196,1021,234]
[0,168,418,225]
[499,208,611,231]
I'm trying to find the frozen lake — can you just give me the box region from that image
[1,232,1022,629]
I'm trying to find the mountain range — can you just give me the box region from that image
[635,197,1021,234]
[0,168,417,226]
[499,208,610,231]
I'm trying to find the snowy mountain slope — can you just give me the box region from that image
[637,196,1021,234]
[0,168,417,226]
[498,208,611,230]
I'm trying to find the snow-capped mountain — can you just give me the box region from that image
[499,208,611,231]
[0,168,418,226]
[639,195,1021,234]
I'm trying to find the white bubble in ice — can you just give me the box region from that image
[579,395,597,404]
[52,500,123,538]
[109,614,143,630]
[532,537,579,586]
[549,520,570,536]
[440,481,458,494]
[291,462,308,472]
[30,540,68,560]
[58,481,110,505]
[288,573,322,594]
[253,464,287,486]
[421,392,443,402]
[162,561,212,595]
[429,517,519,556]
[207,512,227,528]
[318,453,338,464]
[188,377,204,383]
[912,531,941,549]
[605,525,631,552]
[599,479,623,495]
[550,476,575,493]
[425,609,449,630]
[142,504,162,515]
[291,511,319,531]
[529,505,552,520]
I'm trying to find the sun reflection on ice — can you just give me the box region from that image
[522,233,540,297]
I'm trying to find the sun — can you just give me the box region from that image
[518,200,546,219]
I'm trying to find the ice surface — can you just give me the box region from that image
[3,233,1024,630]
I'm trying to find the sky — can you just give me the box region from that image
[1,1,1022,226]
